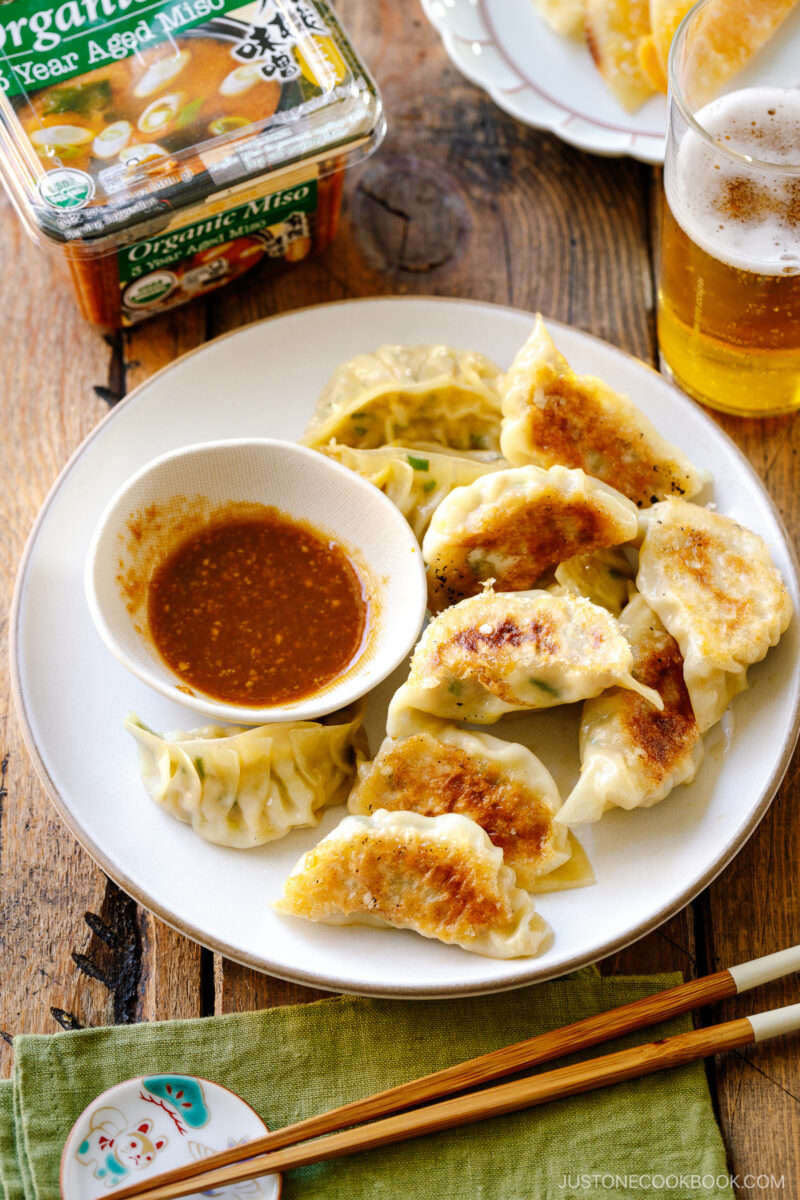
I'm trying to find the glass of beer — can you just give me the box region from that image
[657,0,800,416]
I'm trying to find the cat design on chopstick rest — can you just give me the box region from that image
[75,1107,167,1187]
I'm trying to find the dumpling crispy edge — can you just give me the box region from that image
[348,721,593,892]
[500,315,710,507]
[556,594,705,825]
[387,590,663,733]
[274,808,552,959]
[636,498,794,731]
[422,463,639,611]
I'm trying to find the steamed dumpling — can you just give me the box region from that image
[422,464,638,612]
[275,809,551,958]
[318,443,503,542]
[301,344,503,453]
[387,590,662,733]
[548,546,635,616]
[636,499,793,731]
[125,705,367,848]
[348,718,593,892]
[500,316,709,507]
[557,594,704,826]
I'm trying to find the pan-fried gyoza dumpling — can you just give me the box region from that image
[318,443,503,542]
[641,0,800,99]
[422,464,638,612]
[557,595,704,826]
[348,719,593,892]
[500,316,709,507]
[636,499,793,732]
[585,0,655,113]
[386,590,662,734]
[548,546,635,616]
[275,809,551,958]
[125,705,367,848]
[301,344,503,453]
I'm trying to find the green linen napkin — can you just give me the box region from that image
[0,969,730,1200]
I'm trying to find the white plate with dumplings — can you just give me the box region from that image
[11,296,800,997]
[420,0,669,162]
[422,0,800,164]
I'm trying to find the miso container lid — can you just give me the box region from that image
[0,0,384,247]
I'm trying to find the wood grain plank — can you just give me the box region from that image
[599,911,697,978]
[0,192,126,1073]
[214,959,329,1014]
[138,917,204,1023]
[124,306,209,393]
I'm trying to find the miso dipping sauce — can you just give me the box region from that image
[147,509,369,705]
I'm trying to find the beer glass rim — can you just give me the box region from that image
[668,0,800,176]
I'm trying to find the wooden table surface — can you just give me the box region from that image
[1,4,798,1194]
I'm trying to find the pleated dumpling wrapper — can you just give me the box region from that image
[500,316,709,508]
[348,717,593,892]
[547,546,635,617]
[636,499,793,732]
[125,705,367,848]
[319,443,503,543]
[386,590,662,734]
[557,594,704,827]
[422,464,638,612]
[301,344,503,454]
[275,809,551,958]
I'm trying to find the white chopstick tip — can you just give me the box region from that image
[748,1002,800,1044]
[728,944,800,994]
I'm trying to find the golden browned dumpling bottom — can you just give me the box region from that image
[621,615,699,786]
[423,464,639,613]
[276,811,551,957]
[517,374,690,506]
[500,317,707,507]
[283,827,511,933]
[354,734,553,872]
[637,498,793,731]
[427,494,632,611]
[558,595,705,826]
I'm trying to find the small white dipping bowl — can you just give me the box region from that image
[85,438,427,724]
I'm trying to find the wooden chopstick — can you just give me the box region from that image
[107,1002,800,1200]
[104,944,800,1200]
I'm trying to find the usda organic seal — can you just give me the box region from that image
[123,272,178,309]
[38,169,94,211]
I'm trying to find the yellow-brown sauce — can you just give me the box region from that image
[147,510,368,705]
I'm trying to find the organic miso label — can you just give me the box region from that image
[117,175,316,322]
[118,177,316,280]
[0,0,332,99]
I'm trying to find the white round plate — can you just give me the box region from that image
[11,296,800,998]
[420,0,667,162]
[61,1074,280,1200]
[421,0,800,164]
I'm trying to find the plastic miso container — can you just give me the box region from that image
[0,0,384,327]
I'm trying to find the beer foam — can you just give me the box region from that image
[667,87,800,276]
